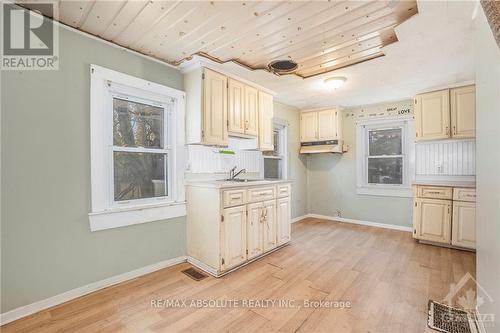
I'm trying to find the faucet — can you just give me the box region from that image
[229,166,246,180]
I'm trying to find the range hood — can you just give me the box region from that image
[299,140,345,154]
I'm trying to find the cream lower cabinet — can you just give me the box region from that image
[413,185,476,250]
[221,205,247,270]
[413,198,452,243]
[187,181,292,277]
[277,197,291,245]
[452,200,476,249]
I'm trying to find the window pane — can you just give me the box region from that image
[114,152,167,201]
[264,158,282,179]
[368,157,403,184]
[113,98,164,148]
[369,128,402,156]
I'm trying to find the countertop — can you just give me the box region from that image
[412,180,476,188]
[186,179,292,189]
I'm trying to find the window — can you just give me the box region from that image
[89,65,186,231]
[356,118,414,197]
[263,120,288,179]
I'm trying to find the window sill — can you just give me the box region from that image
[88,201,186,232]
[356,186,412,198]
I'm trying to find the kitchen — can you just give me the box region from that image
[1,1,499,333]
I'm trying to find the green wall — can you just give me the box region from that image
[306,112,413,227]
[273,102,308,218]
[1,27,186,312]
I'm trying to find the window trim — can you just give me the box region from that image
[356,117,414,197]
[89,64,186,231]
[262,118,288,180]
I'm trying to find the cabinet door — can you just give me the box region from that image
[244,85,259,136]
[203,69,228,145]
[413,198,451,244]
[277,197,291,245]
[247,202,264,259]
[415,90,450,141]
[228,78,245,134]
[262,199,277,251]
[318,109,338,140]
[221,205,247,270]
[258,91,274,151]
[452,201,476,249]
[451,85,475,139]
[300,112,318,142]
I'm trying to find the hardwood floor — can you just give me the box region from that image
[1,218,476,333]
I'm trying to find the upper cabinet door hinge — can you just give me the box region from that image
[414,99,417,104]
[221,215,224,222]
[202,73,205,80]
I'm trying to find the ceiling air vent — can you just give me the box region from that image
[268,59,298,75]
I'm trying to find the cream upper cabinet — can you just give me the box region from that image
[258,91,274,151]
[262,199,277,251]
[300,112,318,142]
[318,109,338,140]
[202,69,228,145]
[450,85,476,139]
[277,197,291,246]
[413,198,451,244]
[221,205,247,270]
[415,89,450,141]
[452,201,476,249]
[244,85,259,136]
[247,202,264,259]
[228,78,245,135]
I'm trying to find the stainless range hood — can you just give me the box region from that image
[299,140,345,154]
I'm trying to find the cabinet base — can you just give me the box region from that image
[187,242,291,278]
[416,239,475,252]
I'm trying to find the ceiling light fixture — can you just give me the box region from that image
[324,76,347,89]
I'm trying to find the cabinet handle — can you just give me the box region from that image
[445,126,449,136]
[453,125,456,135]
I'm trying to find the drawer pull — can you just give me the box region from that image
[427,191,443,194]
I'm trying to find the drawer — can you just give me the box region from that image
[277,184,291,198]
[416,186,452,200]
[247,186,276,202]
[222,189,246,207]
[453,188,476,202]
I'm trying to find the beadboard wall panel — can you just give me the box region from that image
[415,139,475,176]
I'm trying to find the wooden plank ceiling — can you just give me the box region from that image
[22,0,418,78]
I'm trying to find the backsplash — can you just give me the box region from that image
[415,139,475,179]
[186,137,262,174]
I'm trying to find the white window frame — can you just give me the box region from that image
[262,118,288,179]
[89,65,186,231]
[356,117,414,197]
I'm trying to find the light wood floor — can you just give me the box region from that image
[2,218,475,333]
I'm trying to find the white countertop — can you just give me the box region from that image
[186,179,292,189]
[412,180,476,188]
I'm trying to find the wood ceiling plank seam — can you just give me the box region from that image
[298,34,385,70]
[153,3,244,59]
[206,1,310,57]
[97,0,131,39]
[102,1,150,41]
[80,0,128,36]
[298,46,384,76]
[128,1,186,50]
[225,0,346,54]
[234,0,374,65]
[135,6,202,55]
[245,7,398,67]
[301,52,385,78]
[168,1,267,59]
[243,2,393,66]
[77,0,96,29]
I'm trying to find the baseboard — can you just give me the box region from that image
[295,213,412,232]
[291,214,309,223]
[186,256,218,277]
[0,256,187,326]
